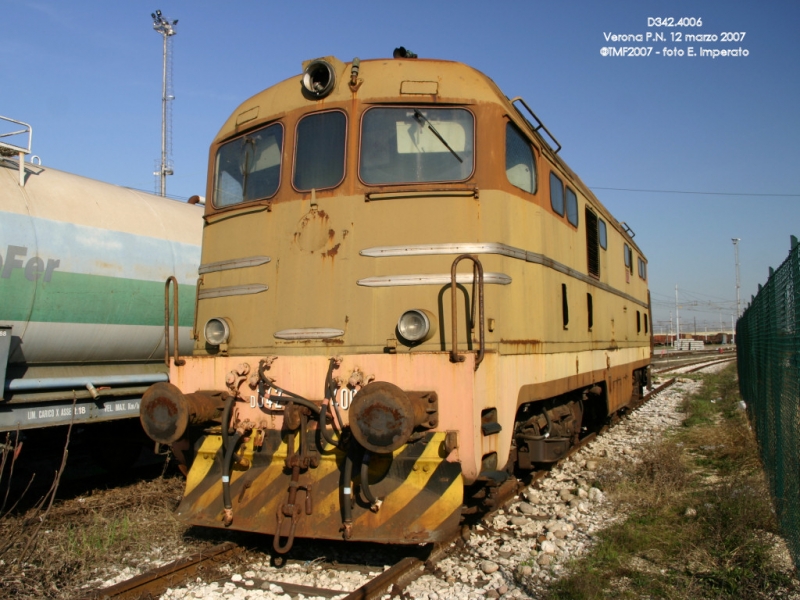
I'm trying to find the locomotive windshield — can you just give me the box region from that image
[360,107,474,184]
[213,122,283,207]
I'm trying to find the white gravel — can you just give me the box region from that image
[159,560,381,600]
[399,377,700,600]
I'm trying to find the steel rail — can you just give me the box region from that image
[75,541,243,600]
[342,556,426,600]
[655,356,736,375]
[683,357,736,374]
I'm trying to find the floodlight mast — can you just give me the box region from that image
[152,9,177,197]
[732,237,741,345]
[732,238,741,318]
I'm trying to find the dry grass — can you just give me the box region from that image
[0,455,199,599]
[610,439,690,510]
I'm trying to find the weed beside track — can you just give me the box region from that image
[548,364,798,600]
[0,468,214,599]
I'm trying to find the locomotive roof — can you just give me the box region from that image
[214,58,502,139]
[213,56,645,258]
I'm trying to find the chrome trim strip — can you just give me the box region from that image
[365,189,479,201]
[198,256,271,275]
[198,284,268,300]
[360,242,648,309]
[357,273,511,287]
[274,328,345,340]
[361,242,525,260]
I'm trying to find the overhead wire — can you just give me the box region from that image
[591,186,800,198]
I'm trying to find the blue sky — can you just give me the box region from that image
[3,1,798,335]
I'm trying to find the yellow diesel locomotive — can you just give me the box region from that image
[141,52,651,553]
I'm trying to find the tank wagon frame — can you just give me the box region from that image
[140,54,651,551]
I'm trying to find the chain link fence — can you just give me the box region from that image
[737,236,800,570]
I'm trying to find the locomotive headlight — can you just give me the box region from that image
[397,309,435,343]
[302,59,336,98]
[204,317,231,346]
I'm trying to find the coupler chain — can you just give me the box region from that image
[274,406,318,554]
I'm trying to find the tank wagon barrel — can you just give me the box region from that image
[140,52,651,552]
[0,120,202,434]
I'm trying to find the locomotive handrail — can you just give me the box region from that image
[509,97,562,154]
[450,254,485,370]
[164,276,185,367]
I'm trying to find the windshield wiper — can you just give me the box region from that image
[240,136,256,198]
[413,109,463,163]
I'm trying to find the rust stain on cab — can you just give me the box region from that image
[500,339,543,354]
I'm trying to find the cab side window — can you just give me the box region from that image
[550,172,564,216]
[213,122,283,207]
[566,187,578,227]
[598,219,608,250]
[505,123,536,193]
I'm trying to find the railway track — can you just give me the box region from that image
[79,374,697,600]
[79,542,420,600]
[78,542,244,600]
[654,356,736,375]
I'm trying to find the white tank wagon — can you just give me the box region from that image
[0,120,203,436]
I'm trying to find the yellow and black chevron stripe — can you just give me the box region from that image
[177,430,463,544]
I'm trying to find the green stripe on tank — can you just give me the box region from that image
[1,269,195,327]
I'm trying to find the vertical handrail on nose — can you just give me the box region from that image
[450,254,485,370]
[164,276,185,367]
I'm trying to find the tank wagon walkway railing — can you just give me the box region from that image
[737,235,800,571]
[0,115,33,187]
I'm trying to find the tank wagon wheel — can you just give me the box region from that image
[91,420,147,473]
